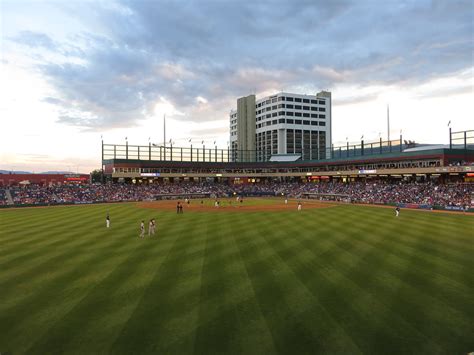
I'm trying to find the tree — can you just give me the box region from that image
[90,169,103,183]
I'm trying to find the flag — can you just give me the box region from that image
[447,120,451,127]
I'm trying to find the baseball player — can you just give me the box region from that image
[106,213,110,228]
[140,220,145,238]
[148,219,153,236]
[395,206,400,217]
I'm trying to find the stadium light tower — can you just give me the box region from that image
[387,105,390,142]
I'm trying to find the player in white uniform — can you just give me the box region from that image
[148,220,153,236]
[106,214,110,228]
[285,198,288,205]
[297,202,302,211]
[140,220,145,238]
[395,207,400,217]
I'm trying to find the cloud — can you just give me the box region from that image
[6,0,473,132]
[12,31,56,49]
[415,85,473,100]
[333,92,379,106]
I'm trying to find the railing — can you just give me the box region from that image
[450,130,474,150]
[102,137,407,163]
[103,130,474,163]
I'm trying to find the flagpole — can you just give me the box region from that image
[448,121,452,149]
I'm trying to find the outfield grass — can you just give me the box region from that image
[1,200,473,354]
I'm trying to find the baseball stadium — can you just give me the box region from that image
[1,126,473,354]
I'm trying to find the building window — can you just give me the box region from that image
[295,105,302,109]
[294,98,302,102]
[287,112,294,116]
[286,104,294,109]
[319,107,326,112]
[279,118,285,123]
[311,107,317,111]
[303,106,309,110]
[319,114,325,119]
[287,119,294,123]
[295,112,302,117]
[266,114,271,118]
[303,98,309,103]
[266,107,271,112]
[319,122,326,126]
[271,98,277,103]
[266,100,271,104]
[272,119,277,125]
[278,111,285,116]
[271,105,277,110]
[286,97,294,102]
[311,99,317,104]
[295,119,302,124]
[303,113,309,118]
[278,104,285,108]
[272,112,277,117]
[311,121,318,126]
[278,97,284,101]
[318,100,325,105]
[311,114,317,118]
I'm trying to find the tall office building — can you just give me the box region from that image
[230,91,332,161]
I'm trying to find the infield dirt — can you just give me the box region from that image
[137,198,336,212]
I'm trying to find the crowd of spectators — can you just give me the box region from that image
[0,189,7,206]
[294,181,473,207]
[1,180,473,208]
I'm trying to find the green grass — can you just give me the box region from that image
[0,200,473,354]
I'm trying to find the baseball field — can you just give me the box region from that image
[1,198,473,354]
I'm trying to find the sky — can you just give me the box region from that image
[0,0,473,173]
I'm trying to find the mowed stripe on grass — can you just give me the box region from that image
[0,201,473,354]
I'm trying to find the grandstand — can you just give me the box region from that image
[1,130,472,211]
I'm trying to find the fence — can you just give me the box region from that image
[102,130,473,163]
[450,130,474,150]
[102,137,406,163]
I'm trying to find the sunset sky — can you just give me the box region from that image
[1,0,473,173]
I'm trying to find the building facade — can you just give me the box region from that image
[230,91,332,161]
